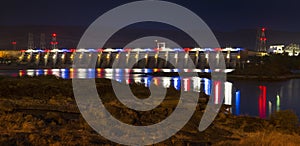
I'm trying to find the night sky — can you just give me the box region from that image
[0,0,299,32]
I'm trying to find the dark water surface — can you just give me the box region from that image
[1,68,300,119]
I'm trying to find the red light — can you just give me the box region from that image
[214,48,222,51]
[184,48,191,52]
[11,41,17,45]
[214,81,221,104]
[97,48,104,52]
[259,86,267,119]
[45,49,50,53]
[262,28,266,32]
[124,48,131,52]
[21,50,26,53]
[154,48,160,52]
[51,41,58,45]
[70,49,76,53]
[52,33,57,37]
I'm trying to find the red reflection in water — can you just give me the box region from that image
[213,81,221,104]
[183,78,191,91]
[96,68,103,78]
[259,86,267,118]
[153,78,160,86]
[19,70,25,77]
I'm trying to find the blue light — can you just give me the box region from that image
[204,48,212,51]
[35,69,43,76]
[173,77,181,90]
[144,77,152,87]
[173,48,184,51]
[34,48,43,53]
[61,49,70,52]
[88,68,96,79]
[61,69,69,79]
[88,49,97,52]
[115,48,124,52]
[143,69,152,73]
[144,48,153,52]
[205,78,211,95]
[235,90,241,115]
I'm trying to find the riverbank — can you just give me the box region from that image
[0,76,299,145]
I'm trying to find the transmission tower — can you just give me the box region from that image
[50,33,58,49]
[256,27,267,52]
[28,33,34,50]
[11,41,17,50]
[40,33,46,50]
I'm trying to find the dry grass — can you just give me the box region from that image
[215,131,300,146]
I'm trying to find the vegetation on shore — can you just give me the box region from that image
[229,54,300,80]
[0,76,299,145]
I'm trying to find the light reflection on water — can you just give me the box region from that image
[2,68,300,119]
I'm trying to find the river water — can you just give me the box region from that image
[1,68,300,119]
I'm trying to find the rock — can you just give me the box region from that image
[0,100,15,112]
[198,98,207,104]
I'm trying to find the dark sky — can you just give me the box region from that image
[0,0,299,31]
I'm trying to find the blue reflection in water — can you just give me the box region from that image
[204,78,211,95]
[173,77,181,90]
[35,69,44,76]
[88,69,96,79]
[61,69,69,79]
[235,90,241,115]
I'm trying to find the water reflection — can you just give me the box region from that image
[14,68,300,119]
[235,90,241,115]
[18,68,232,96]
[259,86,267,119]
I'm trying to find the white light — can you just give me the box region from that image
[51,69,60,77]
[205,54,209,59]
[185,53,189,59]
[216,53,219,59]
[162,69,172,72]
[193,69,201,72]
[193,77,201,92]
[26,69,34,76]
[225,69,234,73]
[224,82,232,105]
[105,69,113,74]
[134,77,142,84]
[162,77,171,88]
[173,77,179,90]
[173,69,179,72]
[133,69,142,73]
[184,69,190,72]
[183,78,189,92]
[174,53,178,59]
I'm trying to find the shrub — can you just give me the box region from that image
[270,110,299,132]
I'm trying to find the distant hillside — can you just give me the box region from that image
[0,26,86,49]
[1,25,300,50]
[214,29,300,50]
